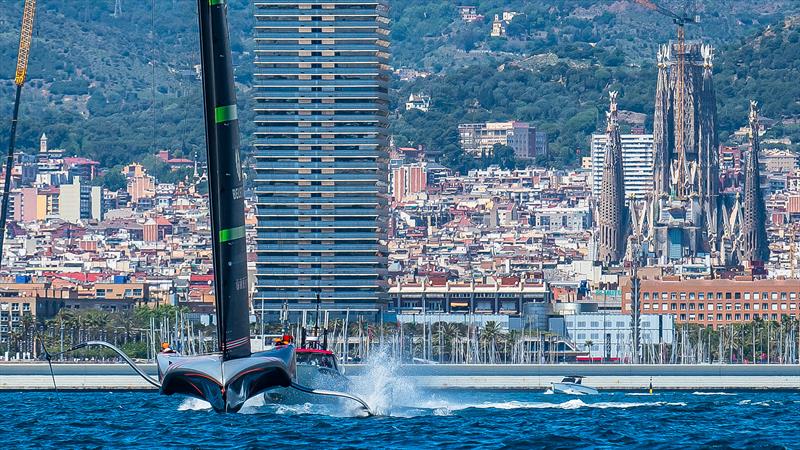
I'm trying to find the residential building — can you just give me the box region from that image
[458,6,483,23]
[405,93,431,112]
[252,0,390,319]
[591,133,654,199]
[392,163,427,203]
[761,149,798,174]
[58,177,103,223]
[621,276,800,327]
[459,121,545,159]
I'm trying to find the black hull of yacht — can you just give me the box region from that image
[158,345,296,413]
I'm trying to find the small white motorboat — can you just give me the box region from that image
[551,376,599,395]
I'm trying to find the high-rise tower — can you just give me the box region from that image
[252,1,390,319]
[646,42,721,263]
[740,101,769,265]
[596,92,628,266]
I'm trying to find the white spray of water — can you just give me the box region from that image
[178,398,212,411]
[347,346,435,417]
[691,391,737,396]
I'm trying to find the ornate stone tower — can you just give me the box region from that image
[646,42,721,263]
[740,101,770,265]
[596,92,628,266]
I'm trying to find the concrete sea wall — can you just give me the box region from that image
[2,363,800,390]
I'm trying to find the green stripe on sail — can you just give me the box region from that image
[209,0,225,5]
[215,105,237,123]
[219,226,245,243]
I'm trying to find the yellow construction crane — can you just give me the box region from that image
[633,0,699,198]
[15,0,37,86]
[0,0,38,267]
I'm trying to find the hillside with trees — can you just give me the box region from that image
[0,1,798,176]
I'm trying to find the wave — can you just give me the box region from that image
[445,399,686,411]
[692,392,737,396]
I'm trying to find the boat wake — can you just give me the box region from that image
[433,399,687,413]
[692,392,737,396]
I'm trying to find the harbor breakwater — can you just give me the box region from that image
[2,363,800,390]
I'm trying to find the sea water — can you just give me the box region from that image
[5,353,800,448]
[5,389,800,447]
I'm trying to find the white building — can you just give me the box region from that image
[562,312,674,361]
[591,133,654,199]
[58,177,103,223]
[405,93,431,112]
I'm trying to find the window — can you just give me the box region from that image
[725,304,732,311]
[754,304,760,310]
[680,314,686,320]
[735,314,741,320]
[616,321,625,328]
[680,293,686,300]
[772,304,778,311]
[671,293,677,300]
[735,304,741,311]
[781,304,788,311]
[754,293,761,300]
[707,304,714,311]
[590,321,600,328]
[699,314,705,320]
[577,333,585,340]
[653,304,660,310]
[671,303,677,310]
[644,304,651,310]
[772,293,778,300]
[577,321,586,327]
[698,293,705,300]
[745,314,750,320]
[781,293,787,300]
[744,304,750,310]
[689,303,695,310]
[725,293,732,300]
[689,314,695,320]
[680,303,687,310]
[590,333,599,340]
[726,314,732,320]
[717,314,723,320]
[735,293,741,300]
[744,293,751,300]
[643,293,650,300]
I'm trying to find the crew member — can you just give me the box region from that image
[161,342,176,353]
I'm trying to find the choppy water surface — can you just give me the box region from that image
[6,387,800,448]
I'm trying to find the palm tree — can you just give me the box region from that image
[481,321,503,364]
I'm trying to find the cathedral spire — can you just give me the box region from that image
[596,91,628,266]
[741,100,769,265]
[652,45,671,197]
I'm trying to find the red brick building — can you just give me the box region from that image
[621,276,800,328]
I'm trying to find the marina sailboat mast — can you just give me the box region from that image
[197,0,250,360]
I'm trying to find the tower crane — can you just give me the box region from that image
[0,0,37,268]
[632,0,699,199]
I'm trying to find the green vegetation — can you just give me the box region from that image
[0,1,798,174]
[393,14,800,171]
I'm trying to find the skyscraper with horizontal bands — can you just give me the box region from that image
[252,0,390,319]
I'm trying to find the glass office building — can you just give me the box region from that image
[252,0,390,319]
